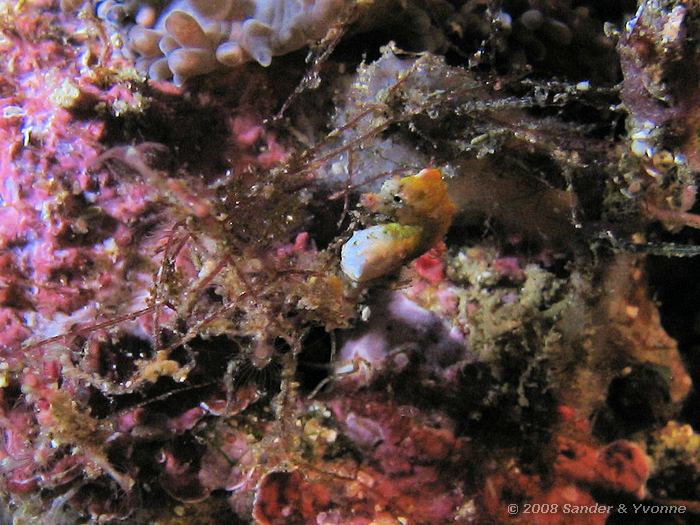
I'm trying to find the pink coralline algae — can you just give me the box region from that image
[482,436,651,525]
[0,9,148,350]
[328,394,471,524]
[0,2,302,520]
[3,0,700,524]
[335,291,467,390]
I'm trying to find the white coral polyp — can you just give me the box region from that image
[126,0,351,85]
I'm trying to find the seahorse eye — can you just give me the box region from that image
[393,195,403,204]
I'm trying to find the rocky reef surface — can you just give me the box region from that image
[1,0,700,524]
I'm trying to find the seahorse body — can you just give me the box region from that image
[341,168,455,282]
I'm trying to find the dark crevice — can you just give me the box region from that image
[295,327,334,395]
[647,233,700,432]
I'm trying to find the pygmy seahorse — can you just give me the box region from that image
[341,168,456,282]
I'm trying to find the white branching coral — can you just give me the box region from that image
[98,0,351,85]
